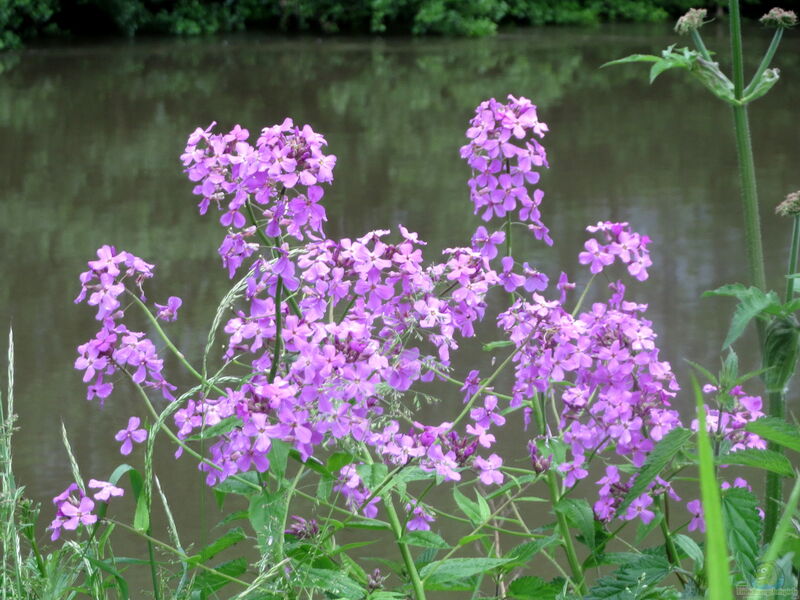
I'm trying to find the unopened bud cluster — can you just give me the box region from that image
[776,191,800,217]
[675,8,707,34]
[760,7,798,28]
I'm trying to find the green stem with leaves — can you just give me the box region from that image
[385,492,427,600]
[786,215,800,301]
[534,394,586,594]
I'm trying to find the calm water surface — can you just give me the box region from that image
[1,23,798,589]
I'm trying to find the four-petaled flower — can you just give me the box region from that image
[115,416,148,455]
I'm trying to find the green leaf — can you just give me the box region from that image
[507,575,561,599]
[184,415,240,441]
[693,376,734,600]
[703,285,779,348]
[746,417,800,453]
[716,448,794,477]
[649,58,682,83]
[482,340,514,351]
[762,315,800,393]
[82,556,129,600]
[420,557,512,585]
[191,558,247,595]
[585,554,672,599]
[673,533,704,569]
[356,463,388,490]
[601,54,662,68]
[187,528,246,565]
[616,427,692,516]
[292,567,366,599]
[453,487,482,526]
[721,487,762,579]
[501,535,559,572]
[248,490,286,558]
[213,471,260,496]
[555,498,597,550]
[401,530,449,549]
[741,67,780,104]
[269,439,291,482]
[457,533,488,547]
[475,489,491,522]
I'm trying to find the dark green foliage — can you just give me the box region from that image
[1,0,795,48]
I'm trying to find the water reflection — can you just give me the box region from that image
[0,23,797,586]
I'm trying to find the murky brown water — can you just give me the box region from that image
[1,22,798,592]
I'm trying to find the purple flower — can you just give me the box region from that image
[405,503,435,531]
[155,296,182,322]
[687,499,705,532]
[624,494,655,525]
[88,479,125,502]
[115,416,147,455]
[474,453,504,485]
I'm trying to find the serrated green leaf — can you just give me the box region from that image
[616,427,692,516]
[717,448,794,477]
[704,285,779,348]
[401,530,449,549]
[556,498,597,550]
[297,567,366,599]
[457,533,488,547]
[585,554,672,599]
[721,487,762,579]
[269,439,291,482]
[248,490,286,559]
[475,490,491,522]
[649,58,680,83]
[356,463,388,490]
[746,417,800,453]
[508,575,561,599]
[762,315,800,393]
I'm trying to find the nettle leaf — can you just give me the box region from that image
[762,315,800,393]
[213,471,260,497]
[482,340,514,351]
[356,463,389,490]
[586,554,672,600]
[401,530,449,549]
[616,427,692,516]
[703,285,780,349]
[507,575,562,599]
[746,417,800,453]
[721,487,762,579]
[717,448,794,477]
[555,498,597,550]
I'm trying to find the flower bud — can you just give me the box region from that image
[527,440,552,474]
[760,8,798,28]
[675,8,708,35]
[776,191,800,217]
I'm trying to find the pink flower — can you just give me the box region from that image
[115,416,148,455]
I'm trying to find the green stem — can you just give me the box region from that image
[691,30,713,61]
[384,494,427,600]
[571,274,596,317]
[244,200,302,318]
[729,0,746,98]
[269,278,283,383]
[505,213,512,258]
[147,534,162,600]
[744,27,783,98]
[657,496,687,588]
[786,215,800,302]
[533,395,586,594]
[764,389,785,542]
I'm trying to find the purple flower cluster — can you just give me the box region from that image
[49,479,123,540]
[693,384,766,452]
[498,279,683,523]
[74,245,177,402]
[578,221,653,281]
[181,119,336,277]
[461,95,551,245]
